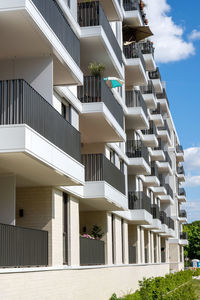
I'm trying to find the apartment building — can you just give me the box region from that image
[0,0,188,299]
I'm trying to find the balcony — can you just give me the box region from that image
[179,232,188,245]
[77,76,125,143]
[149,68,163,93]
[176,145,184,162]
[156,89,170,113]
[140,80,157,109]
[141,120,158,147]
[158,211,168,235]
[177,165,185,182]
[123,0,145,26]
[0,223,48,268]
[0,0,82,85]
[139,41,156,71]
[127,191,152,225]
[78,1,123,78]
[179,210,187,223]
[157,120,171,145]
[123,43,148,86]
[0,79,84,187]
[150,103,164,127]
[159,183,174,204]
[100,0,122,21]
[125,90,148,130]
[80,237,105,266]
[144,204,161,230]
[82,154,127,211]
[141,162,160,187]
[149,138,165,161]
[157,151,173,175]
[126,140,150,175]
[177,188,186,203]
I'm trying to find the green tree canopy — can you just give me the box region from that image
[184,221,200,259]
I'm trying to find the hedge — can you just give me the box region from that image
[109,269,199,300]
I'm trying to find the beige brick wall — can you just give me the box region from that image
[0,264,170,300]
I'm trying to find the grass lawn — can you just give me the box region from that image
[192,279,200,299]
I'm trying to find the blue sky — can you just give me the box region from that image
[145,0,200,223]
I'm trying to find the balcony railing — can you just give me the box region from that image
[158,120,171,138]
[151,204,160,219]
[139,41,155,57]
[179,188,186,197]
[128,191,151,213]
[168,217,175,230]
[0,223,48,267]
[176,145,184,153]
[156,88,169,108]
[165,184,173,199]
[123,43,146,70]
[142,120,157,135]
[80,237,105,265]
[179,210,187,218]
[123,0,145,23]
[164,151,172,169]
[160,211,167,225]
[77,76,124,128]
[151,102,163,116]
[178,165,185,175]
[126,140,150,165]
[82,154,125,194]
[78,1,122,64]
[180,232,188,240]
[32,0,80,66]
[0,79,81,162]
[125,90,148,117]
[149,68,161,80]
[129,245,136,264]
[151,161,159,177]
[161,251,166,263]
[154,138,164,151]
[140,80,155,95]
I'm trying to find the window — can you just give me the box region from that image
[62,101,71,123]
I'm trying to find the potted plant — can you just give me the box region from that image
[88,62,105,77]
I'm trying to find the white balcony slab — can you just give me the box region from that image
[143,54,156,72]
[124,57,148,86]
[157,130,172,146]
[141,134,158,147]
[144,219,162,230]
[151,79,163,93]
[140,175,160,187]
[177,195,186,203]
[128,158,151,175]
[176,152,184,162]
[0,125,84,187]
[157,161,173,175]
[123,9,144,27]
[168,238,188,246]
[82,181,128,211]
[142,93,157,109]
[159,195,174,205]
[149,149,165,161]
[0,0,83,85]
[177,173,185,182]
[101,0,123,21]
[151,186,166,196]
[178,217,187,224]
[150,114,164,127]
[125,107,149,130]
[117,209,153,225]
[154,224,168,235]
[80,102,126,143]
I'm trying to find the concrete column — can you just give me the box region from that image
[106,213,113,265]
[136,226,141,264]
[158,235,161,263]
[123,220,129,264]
[113,215,122,265]
[147,230,151,263]
[68,196,80,266]
[156,234,159,263]
[165,239,169,263]
[0,175,16,225]
[151,232,154,263]
[140,227,145,264]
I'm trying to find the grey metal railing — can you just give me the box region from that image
[0,79,81,162]
[151,204,159,219]
[78,1,122,64]
[168,217,174,230]
[82,154,126,194]
[142,120,157,135]
[160,211,167,225]
[80,237,105,265]
[128,191,151,213]
[129,245,136,264]
[139,41,155,57]
[151,161,159,177]
[151,102,163,116]
[149,68,161,80]
[32,0,80,66]
[164,151,172,168]
[179,210,187,218]
[0,223,48,267]
[161,251,166,263]
[140,80,155,95]
[156,88,169,108]
[123,0,145,24]
[125,90,147,117]
[126,140,150,165]
[179,188,186,196]
[145,248,148,263]
[77,76,124,128]
[154,138,164,151]
[178,165,185,175]
[123,43,146,70]
[158,119,171,138]
[165,184,173,199]
[180,232,188,240]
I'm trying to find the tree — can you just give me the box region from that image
[184,221,200,259]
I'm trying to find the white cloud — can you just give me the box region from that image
[184,147,200,171]
[189,29,200,41]
[184,174,200,188]
[144,0,195,63]
[182,201,200,222]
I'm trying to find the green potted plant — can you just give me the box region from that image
[88,62,105,77]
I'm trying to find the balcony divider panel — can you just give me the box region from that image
[0,223,48,267]
[0,79,81,162]
[129,245,136,264]
[80,237,105,265]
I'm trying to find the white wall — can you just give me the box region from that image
[0,175,16,225]
[0,57,53,103]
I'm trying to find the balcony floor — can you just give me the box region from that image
[125,107,149,130]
